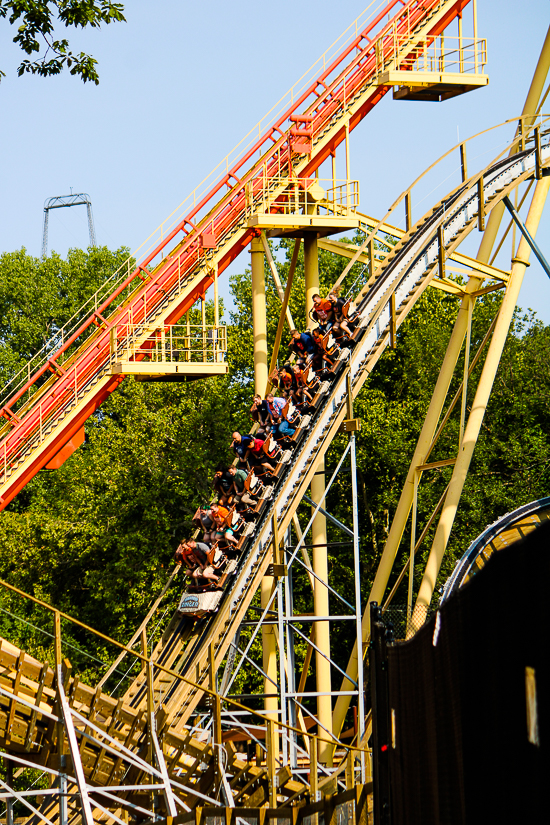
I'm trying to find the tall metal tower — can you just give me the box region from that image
[41,193,97,259]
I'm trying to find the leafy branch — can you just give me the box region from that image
[0,0,126,84]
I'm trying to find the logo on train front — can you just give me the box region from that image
[180,595,200,610]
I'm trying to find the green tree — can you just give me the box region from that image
[0,245,132,398]
[0,0,125,84]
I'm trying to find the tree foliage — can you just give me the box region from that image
[0,0,125,84]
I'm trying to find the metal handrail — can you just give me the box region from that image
[111,324,228,365]
[0,0,450,411]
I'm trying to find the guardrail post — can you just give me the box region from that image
[458,13,463,72]
[438,224,445,279]
[214,265,220,362]
[355,784,368,825]
[143,629,158,819]
[53,612,69,825]
[477,176,485,231]
[345,749,354,790]
[519,118,525,151]
[209,642,222,789]
[267,718,277,808]
[345,123,350,207]
[324,791,336,825]
[6,761,13,825]
[460,143,468,182]
[389,293,396,349]
[473,0,478,73]
[202,297,207,362]
[310,735,319,825]
[535,126,542,179]
[369,238,375,279]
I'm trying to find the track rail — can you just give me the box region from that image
[441,496,550,599]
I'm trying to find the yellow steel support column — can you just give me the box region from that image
[311,457,332,766]
[260,570,279,755]
[251,235,268,396]
[304,232,333,765]
[304,233,319,322]
[251,234,277,730]
[414,175,550,621]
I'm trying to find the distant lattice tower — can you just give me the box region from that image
[41,193,97,259]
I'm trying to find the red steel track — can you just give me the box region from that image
[0,0,470,508]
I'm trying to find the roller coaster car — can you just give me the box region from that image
[322,330,340,357]
[177,559,237,617]
[282,400,301,427]
[244,468,270,501]
[244,468,260,492]
[290,415,311,445]
[236,502,260,522]
[301,364,320,392]
[249,481,274,517]
[314,379,332,397]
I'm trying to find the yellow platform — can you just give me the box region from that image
[377,69,488,102]
[110,361,228,377]
[247,213,363,239]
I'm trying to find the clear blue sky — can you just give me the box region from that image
[1,0,549,320]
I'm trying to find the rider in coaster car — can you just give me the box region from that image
[196,506,217,544]
[278,362,295,396]
[266,392,295,439]
[289,329,317,360]
[210,503,239,547]
[311,327,336,372]
[231,431,257,466]
[174,540,220,584]
[250,394,272,435]
[231,431,273,473]
[325,286,356,345]
[212,466,234,505]
[291,363,314,406]
[328,285,360,328]
[228,466,257,506]
[311,294,335,332]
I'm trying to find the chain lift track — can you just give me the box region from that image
[0,0,474,509]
